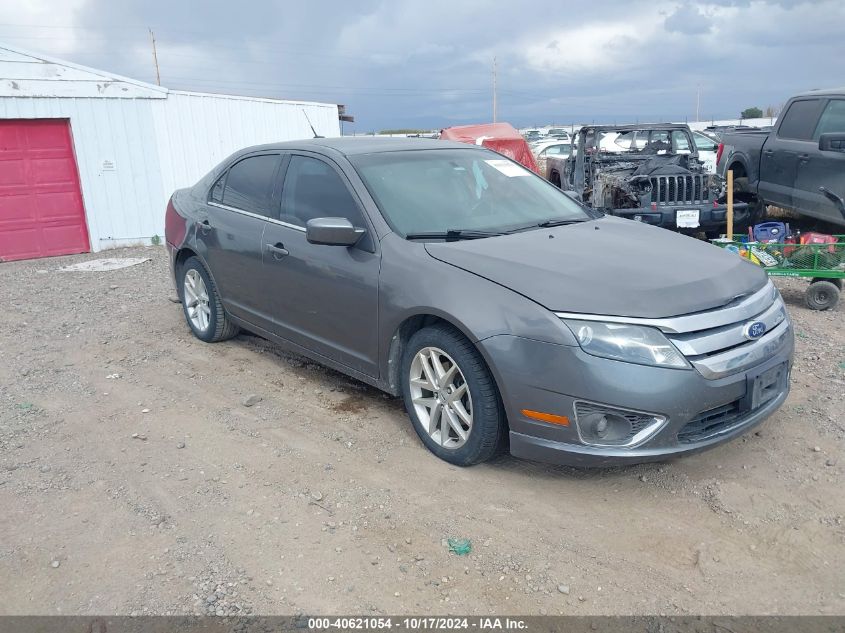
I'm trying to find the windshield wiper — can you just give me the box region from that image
[535,218,588,228]
[404,229,507,241]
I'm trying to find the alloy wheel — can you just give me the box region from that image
[183,269,211,332]
[409,346,473,449]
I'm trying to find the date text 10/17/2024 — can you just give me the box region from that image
[308,617,529,630]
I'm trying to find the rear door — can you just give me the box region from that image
[198,152,281,329]
[795,98,845,223]
[759,98,825,209]
[261,153,380,376]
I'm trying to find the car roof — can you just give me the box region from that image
[791,87,845,98]
[242,136,473,157]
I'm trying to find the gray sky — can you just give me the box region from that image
[2,0,843,131]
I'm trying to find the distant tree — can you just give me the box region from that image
[741,107,763,119]
[764,105,781,118]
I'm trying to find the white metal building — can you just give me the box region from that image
[0,43,341,261]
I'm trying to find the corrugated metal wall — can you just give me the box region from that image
[151,91,340,206]
[1,90,339,252]
[0,96,166,251]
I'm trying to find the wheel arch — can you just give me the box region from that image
[173,247,226,307]
[174,246,199,278]
[383,312,508,421]
[725,154,758,192]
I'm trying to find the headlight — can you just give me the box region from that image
[562,319,690,369]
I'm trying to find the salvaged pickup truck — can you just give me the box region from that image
[547,124,751,233]
[717,88,845,227]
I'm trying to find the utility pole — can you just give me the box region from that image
[695,84,700,122]
[149,28,161,86]
[492,56,498,123]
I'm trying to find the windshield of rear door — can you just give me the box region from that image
[348,148,591,237]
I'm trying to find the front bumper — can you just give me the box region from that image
[609,202,751,231]
[479,325,793,467]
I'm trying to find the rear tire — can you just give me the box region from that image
[400,324,506,466]
[179,256,239,342]
[805,281,840,311]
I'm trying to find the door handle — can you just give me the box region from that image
[798,153,810,161]
[763,149,774,156]
[266,242,289,259]
[198,218,211,234]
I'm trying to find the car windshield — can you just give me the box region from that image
[349,148,591,237]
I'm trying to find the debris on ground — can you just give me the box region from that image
[447,538,472,556]
[242,394,262,407]
[58,258,151,272]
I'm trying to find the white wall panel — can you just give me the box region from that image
[151,91,340,200]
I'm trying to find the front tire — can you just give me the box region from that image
[179,256,239,342]
[400,324,506,466]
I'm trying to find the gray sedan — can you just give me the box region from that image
[165,138,793,467]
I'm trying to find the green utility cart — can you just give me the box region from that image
[711,236,845,310]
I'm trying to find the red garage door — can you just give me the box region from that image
[0,119,89,262]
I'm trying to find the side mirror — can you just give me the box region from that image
[305,217,366,247]
[818,133,845,152]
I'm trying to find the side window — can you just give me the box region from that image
[281,156,364,228]
[210,174,225,202]
[221,154,280,216]
[694,133,717,151]
[777,99,823,140]
[671,131,691,152]
[813,100,845,139]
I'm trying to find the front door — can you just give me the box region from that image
[759,98,824,209]
[197,152,281,330]
[795,98,845,223]
[262,153,380,377]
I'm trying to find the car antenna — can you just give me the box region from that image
[302,109,323,138]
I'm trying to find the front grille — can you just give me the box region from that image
[666,286,787,361]
[650,174,710,205]
[678,400,745,443]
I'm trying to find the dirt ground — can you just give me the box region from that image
[0,246,843,616]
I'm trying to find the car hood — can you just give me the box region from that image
[424,217,768,318]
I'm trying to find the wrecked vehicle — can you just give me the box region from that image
[440,122,539,173]
[546,124,752,233]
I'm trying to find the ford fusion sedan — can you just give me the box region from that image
[164,138,793,467]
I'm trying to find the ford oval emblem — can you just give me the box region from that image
[744,321,767,340]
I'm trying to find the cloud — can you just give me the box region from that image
[664,4,714,34]
[3,0,843,129]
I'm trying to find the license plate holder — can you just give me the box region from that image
[675,209,700,228]
[748,362,788,410]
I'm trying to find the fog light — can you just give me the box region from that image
[575,401,666,448]
[594,415,608,437]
